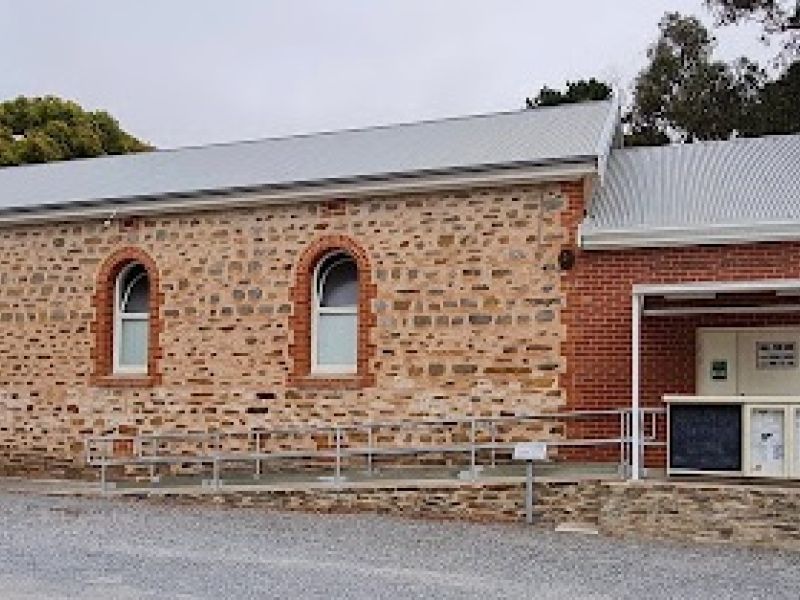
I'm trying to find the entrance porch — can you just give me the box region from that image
[631,279,800,481]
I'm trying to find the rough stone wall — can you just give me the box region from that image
[144,478,800,551]
[0,181,577,475]
[142,479,603,527]
[601,480,800,550]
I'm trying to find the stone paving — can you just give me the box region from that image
[2,489,800,599]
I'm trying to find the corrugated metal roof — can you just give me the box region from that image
[583,134,800,243]
[0,100,616,213]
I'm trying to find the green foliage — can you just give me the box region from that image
[626,13,767,146]
[527,10,799,148]
[706,0,799,29]
[705,0,799,57]
[743,60,800,134]
[704,0,800,60]
[0,96,151,168]
[525,79,612,108]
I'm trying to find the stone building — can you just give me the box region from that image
[2,98,800,484]
[0,100,618,475]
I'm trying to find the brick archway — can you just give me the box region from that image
[91,247,163,387]
[289,235,377,389]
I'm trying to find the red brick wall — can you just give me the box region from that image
[564,244,800,410]
[560,185,800,465]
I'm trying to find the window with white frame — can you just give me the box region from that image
[312,251,358,374]
[114,262,150,374]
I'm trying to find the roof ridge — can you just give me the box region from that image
[0,99,615,174]
[154,98,613,154]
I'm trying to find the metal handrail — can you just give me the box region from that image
[85,408,666,491]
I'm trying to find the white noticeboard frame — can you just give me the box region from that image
[743,404,791,478]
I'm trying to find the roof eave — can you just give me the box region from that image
[0,158,598,227]
[581,221,800,250]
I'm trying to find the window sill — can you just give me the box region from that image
[289,373,374,390]
[91,374,161,388]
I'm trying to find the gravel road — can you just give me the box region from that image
[1,491,798,599]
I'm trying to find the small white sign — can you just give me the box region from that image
[513,442,548,461]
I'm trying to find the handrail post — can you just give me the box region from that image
[625,410,631,476]
[618,410,625,477]
[651,410,657,440]
[470,418,477,479]
[335,426,342,482]
[214,432,221,489]
[367,425,373,476]
[490,421,496,469]
[255,431,261,479]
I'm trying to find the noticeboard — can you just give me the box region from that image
[669,404,742,472]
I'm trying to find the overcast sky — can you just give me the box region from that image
[0,1,774,149]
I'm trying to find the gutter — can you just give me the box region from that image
[580,220,800,249]
[0,158,597,227]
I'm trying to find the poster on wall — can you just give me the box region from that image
[749,408,785,477]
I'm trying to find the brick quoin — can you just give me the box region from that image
[288,234,377,389]
[91,246,163,388]
[560,183,800,465]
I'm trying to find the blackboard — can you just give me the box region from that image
[669,404,742,472]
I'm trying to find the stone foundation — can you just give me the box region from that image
[602,480,800,550]
[138,479,595,526]
[133,478,800,551]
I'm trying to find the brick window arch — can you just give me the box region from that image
[91,247,163,387]
[289,235,376,389]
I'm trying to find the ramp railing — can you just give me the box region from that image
[85,408,665,491]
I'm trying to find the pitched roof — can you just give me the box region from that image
[581,134,800,248]
[0,100,617,216]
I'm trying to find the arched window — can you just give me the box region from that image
[114,262,150,374]
[312,251,358,373]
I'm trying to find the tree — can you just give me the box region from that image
[0,96,150,168]
[743,60,800,134]
[525,78,612,108]
[626,13,765,146]
[705,0,799,57]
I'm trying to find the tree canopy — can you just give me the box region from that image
[531,10,800,147]
[0,96,150,168]
[626,12,766,145]
[749,59,800,134]
[705,0,799,56]
[525,79,612,108]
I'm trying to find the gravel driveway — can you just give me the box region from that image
[1,491,799,599]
